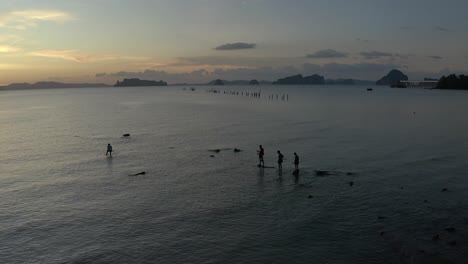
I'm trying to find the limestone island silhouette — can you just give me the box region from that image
[114,78,167,87]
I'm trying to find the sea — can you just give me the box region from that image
[1,85,468,264]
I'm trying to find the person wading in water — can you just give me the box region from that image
[106,143,113,158]
[257,145,265,168]
[294,152,299,170]
[277,150,284,171]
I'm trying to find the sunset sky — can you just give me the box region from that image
[1,0,467,85]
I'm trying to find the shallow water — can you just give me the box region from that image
[1,85,468,263]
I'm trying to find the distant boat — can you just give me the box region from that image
[367,88,373,91]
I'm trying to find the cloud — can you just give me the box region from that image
[28,50,145,62]
[359,51,410,60]
[175,56,303,68]
[215,42,256,50]
[0,10,73,29]
[303,62,400,80]
[356,38,370,43]
[427,55,443,60]
[0,45,21,53]
[359,51,394,59]
[433,26,451,32]
[306,49,348,59]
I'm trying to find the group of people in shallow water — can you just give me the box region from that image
[106,142,299,172]
[257,145,299,171]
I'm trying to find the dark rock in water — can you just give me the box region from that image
[377,216,387,220]
[448,240,457,246]
[308,195,313,199]
[233,148,242,153]
[349,181,354,186]
[129,171,145,176]
[445,227,456,233]
[432,234,440,241]
[292,169,300,176]
[315,170,331,176]
[123,133,130,137]
[441,188,449,192]
[208,149,221,153]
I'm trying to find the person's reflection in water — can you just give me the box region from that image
[277,169,283,183]
[257,166,265,185]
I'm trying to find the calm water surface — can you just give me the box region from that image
[1,85,468,263]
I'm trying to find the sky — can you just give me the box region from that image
[1,0,468,85]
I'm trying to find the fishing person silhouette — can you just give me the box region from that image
[277,150,284,171]
[106,143,113,158]
[257,145,264,168]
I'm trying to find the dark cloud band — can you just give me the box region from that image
[215,42,256,50]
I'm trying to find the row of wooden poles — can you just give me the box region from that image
[207,89,289,101]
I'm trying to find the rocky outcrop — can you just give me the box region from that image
[376,69,408,86]
[114,78,167,87]
[212,79,225,85]
[273,74,325,85]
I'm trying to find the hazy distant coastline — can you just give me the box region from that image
[0,82,110,91]
[2,70,466,91]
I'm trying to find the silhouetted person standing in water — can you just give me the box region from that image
[277,150,284,171]
[257,145,264,168]
[106,143,113,158]
[294,152,299,169]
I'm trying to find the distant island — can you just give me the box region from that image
[0,81,109,90]
[376,69,408,86]
[273,74,325,85]
[436,74,468,90]
[114,78,167,87]
[208,79,269,85]
[325,79,374,85]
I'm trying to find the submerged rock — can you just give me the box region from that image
[315,170,331,176]
[129,171,145,176]
[448,240,457,246]
[208,149,221,153]
[445,227,456,233]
